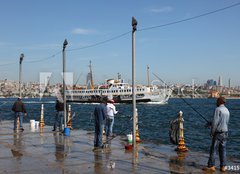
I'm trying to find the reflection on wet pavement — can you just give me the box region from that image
[0,121,238,174]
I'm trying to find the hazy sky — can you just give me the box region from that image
[0,0,240,86]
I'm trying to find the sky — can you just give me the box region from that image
[0,0,240,86]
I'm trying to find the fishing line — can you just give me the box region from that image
[152,73,210,124]
[180,97,210,124]
[0,101,8,107]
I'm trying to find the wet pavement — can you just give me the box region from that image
[0,121,238,174]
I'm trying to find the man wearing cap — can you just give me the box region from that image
[203,97,230,172]
[106,99,118,137]
[12,97,27,131]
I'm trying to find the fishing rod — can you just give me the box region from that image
[180,97,210,124]
[152,73,210,124]
[103,115,133,147]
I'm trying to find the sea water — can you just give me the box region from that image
[0,97,239,160]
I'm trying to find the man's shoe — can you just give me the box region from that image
[202,166,216,172]
[20,127,24,131]
[52,129,56,131]
[220,166,226,172]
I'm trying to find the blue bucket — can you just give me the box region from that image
[64,128,70,136]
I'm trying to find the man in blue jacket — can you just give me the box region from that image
[93,98,107,149]
[203,97,230,172]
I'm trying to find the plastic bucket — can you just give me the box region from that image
[127,134,132,143]
[35,121,39,128]
[30,120,35,127]
[64,128,70,136]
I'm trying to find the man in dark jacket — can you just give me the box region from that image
[93,99,107,148]
[53,99,64,131]
[12,97,27,131]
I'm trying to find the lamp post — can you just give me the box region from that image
[62,39,68,129]
[132,17,137,148]
[19,53,24,98]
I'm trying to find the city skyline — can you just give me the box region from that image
[1,1,240,86]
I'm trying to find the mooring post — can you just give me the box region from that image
[67,104,73,129]
[39,104,45,128]
[136,108,141,142]
[175,111,188,152]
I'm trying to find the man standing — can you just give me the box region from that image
[106,99,118,137]
[203,97,230,172]
[53,99,64,132]
[94,98,107,149]
[12,97,27,131]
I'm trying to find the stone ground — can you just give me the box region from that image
[0,121,239,174]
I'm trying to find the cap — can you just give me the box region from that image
[108,99,115,103]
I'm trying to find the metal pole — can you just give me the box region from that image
[63,39,68,128]
[19,53,24,98]
[132,17,137,149]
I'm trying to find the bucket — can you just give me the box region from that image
[30,120,35,127]
[35,121,39,128]
[127,134,133,143]
[64,127,70,136]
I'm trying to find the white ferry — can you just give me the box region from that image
[66,79,172,104]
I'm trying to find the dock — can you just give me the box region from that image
[0,121,237,174]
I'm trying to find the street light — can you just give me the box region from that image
[62,39,68,129]
[132,16,137,149]
[19,53,24,98]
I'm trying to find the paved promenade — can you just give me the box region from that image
[0,121,238,174]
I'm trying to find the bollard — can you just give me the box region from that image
[39,104,45,128]
[136,108,141,142]
[67,105,73,129]
[175,111,188,152]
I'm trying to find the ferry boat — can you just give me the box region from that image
[66,79,172,104]
[66,61,172,104]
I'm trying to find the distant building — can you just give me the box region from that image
[218,76,223,86]
[206,79,217,87]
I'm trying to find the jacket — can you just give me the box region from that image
[94,103,107,125]
[211,104,230,136]
[12,100,26,113]
[55,100,64,111]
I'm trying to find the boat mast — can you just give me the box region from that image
[89,61,94,90]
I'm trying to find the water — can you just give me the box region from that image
[1,97,239,160]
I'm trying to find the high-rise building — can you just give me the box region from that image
[218,76,223,86]
[228,78,231,88]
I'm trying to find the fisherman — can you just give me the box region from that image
[93,98,107,149]
[203,96,230,172]
[12,97,27,131]
[52,99,64,132]
[106,99,118,137]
